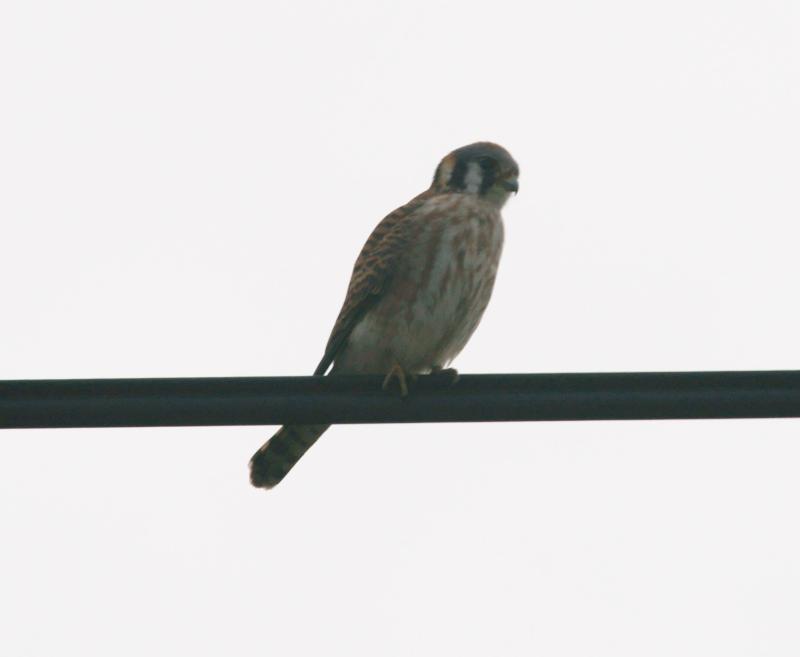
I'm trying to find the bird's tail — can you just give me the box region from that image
[249,424,330,489]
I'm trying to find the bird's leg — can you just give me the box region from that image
[382,361,416,398]
[430,365,460,386]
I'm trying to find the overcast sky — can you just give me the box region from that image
[2,1,799,655]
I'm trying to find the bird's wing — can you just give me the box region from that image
[313,191,432,375]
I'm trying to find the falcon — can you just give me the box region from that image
[250,142,519,488]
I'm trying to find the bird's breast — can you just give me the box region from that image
[343,196,504,373]
[404,204,503,319]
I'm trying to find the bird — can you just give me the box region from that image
[249,142,519,489]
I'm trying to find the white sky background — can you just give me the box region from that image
[1,0,799,654]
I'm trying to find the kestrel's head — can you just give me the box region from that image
[432,142,519,207]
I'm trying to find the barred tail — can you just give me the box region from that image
[249,424,330,489]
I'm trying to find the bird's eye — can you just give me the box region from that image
[478,157,499,176]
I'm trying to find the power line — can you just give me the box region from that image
[2,371,800,429]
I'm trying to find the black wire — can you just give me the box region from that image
[2,371,800,429]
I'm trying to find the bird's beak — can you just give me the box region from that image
[501,177,519,194]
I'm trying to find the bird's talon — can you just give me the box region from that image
[382,362,411,397]
[430,366,460,386]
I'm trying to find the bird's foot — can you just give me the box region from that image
[382,362,416,398]
[430,366,460,386]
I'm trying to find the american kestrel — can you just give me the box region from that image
[250,142,519,488]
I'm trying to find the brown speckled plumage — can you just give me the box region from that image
[250,142,519,489]
[313,190,433,377]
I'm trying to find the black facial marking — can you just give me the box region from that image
[448,157,468,191]
[435,142,518,196]
[478,156,498,195]
[447,154,497,194]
